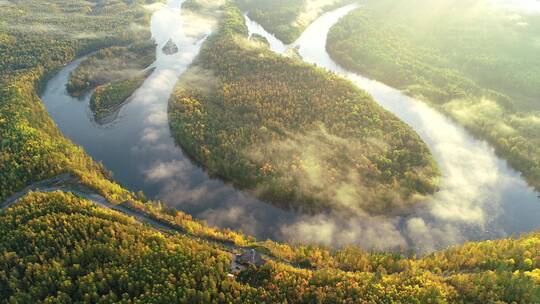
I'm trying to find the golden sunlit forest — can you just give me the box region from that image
[1,0,539,303]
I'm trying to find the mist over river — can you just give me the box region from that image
[41,0,540,252]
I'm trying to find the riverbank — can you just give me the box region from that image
[0,0,154,205]
[326,0,540,194]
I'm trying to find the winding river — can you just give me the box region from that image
[40,0,539,252]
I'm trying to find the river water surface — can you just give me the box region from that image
[41,1,540,251]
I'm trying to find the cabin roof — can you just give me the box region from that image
[237,249,266,266]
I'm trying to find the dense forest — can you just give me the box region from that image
[235,0,350,44]
[1,0,539,302]
[327,0,540,192]
[169,5,439,215]
[1,191,539,303]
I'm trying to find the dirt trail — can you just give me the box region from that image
[1,175,305,271]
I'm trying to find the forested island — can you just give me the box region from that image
[66,42,155,97]
[327,0,540,192]
[0,0,539,302]
[169,5,439,215]
[64,41,155,120]
[90,70,151,120]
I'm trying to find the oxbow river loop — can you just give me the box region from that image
[40,1,540,252]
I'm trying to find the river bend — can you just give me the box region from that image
[40,1,540,251]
